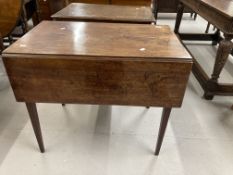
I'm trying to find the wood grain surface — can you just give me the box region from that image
[181,0,233,34]
[0,0,23,37]
[51,3,155,23]
[3,21,192,107]
[3,21,192,60]
[201,0,233,18]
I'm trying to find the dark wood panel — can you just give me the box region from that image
[3,56,192,107]
[37,0,66,20]
[153,0,194,14]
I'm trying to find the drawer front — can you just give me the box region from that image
[4,56,192,107]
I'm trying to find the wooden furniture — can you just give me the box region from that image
[36,0,67,20]
[52,3,155,24]
[69,0,151,5]
[153,0,195,20]
[174,0,233,99]
[2,21,192,155]
[111,0,151,6]
[37,0,152,21]
[0,0,23,52]
[24,0,39,26]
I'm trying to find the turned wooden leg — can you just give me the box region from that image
[204,34,233,100]
[211,34,233,82]
[26,103,45,153]
[155,107,172,155]
[174,3,184,34]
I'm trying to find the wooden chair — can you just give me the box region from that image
[0,0,23,52]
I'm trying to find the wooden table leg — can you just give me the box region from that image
[194,13,197,20]
[174,2,184,34]
[155,107,172,155]
[205,22,211,33]
[152,0,158,24]
[0,33,4,52]
[26,103,45,153]
[212,29,221,46]
[204,34,233,100]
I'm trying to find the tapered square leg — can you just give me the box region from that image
[155,107,172,155]
[26,103,45,153]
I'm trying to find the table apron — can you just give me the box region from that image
[3,56,192,107]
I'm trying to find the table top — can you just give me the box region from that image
[3,21,192,61]
[51,3,155,23]
[202,0,233,18]
[182,0,233,18]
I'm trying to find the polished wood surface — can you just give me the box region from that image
[3,21,192,107]
[0,0,23,37]
[175,0,233,99]
[180,0,233,34]
[3,21,192,155]
[4,21,191,59]
[37,0,152,20]
[52,3,155,23]
[201,0,233,17]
